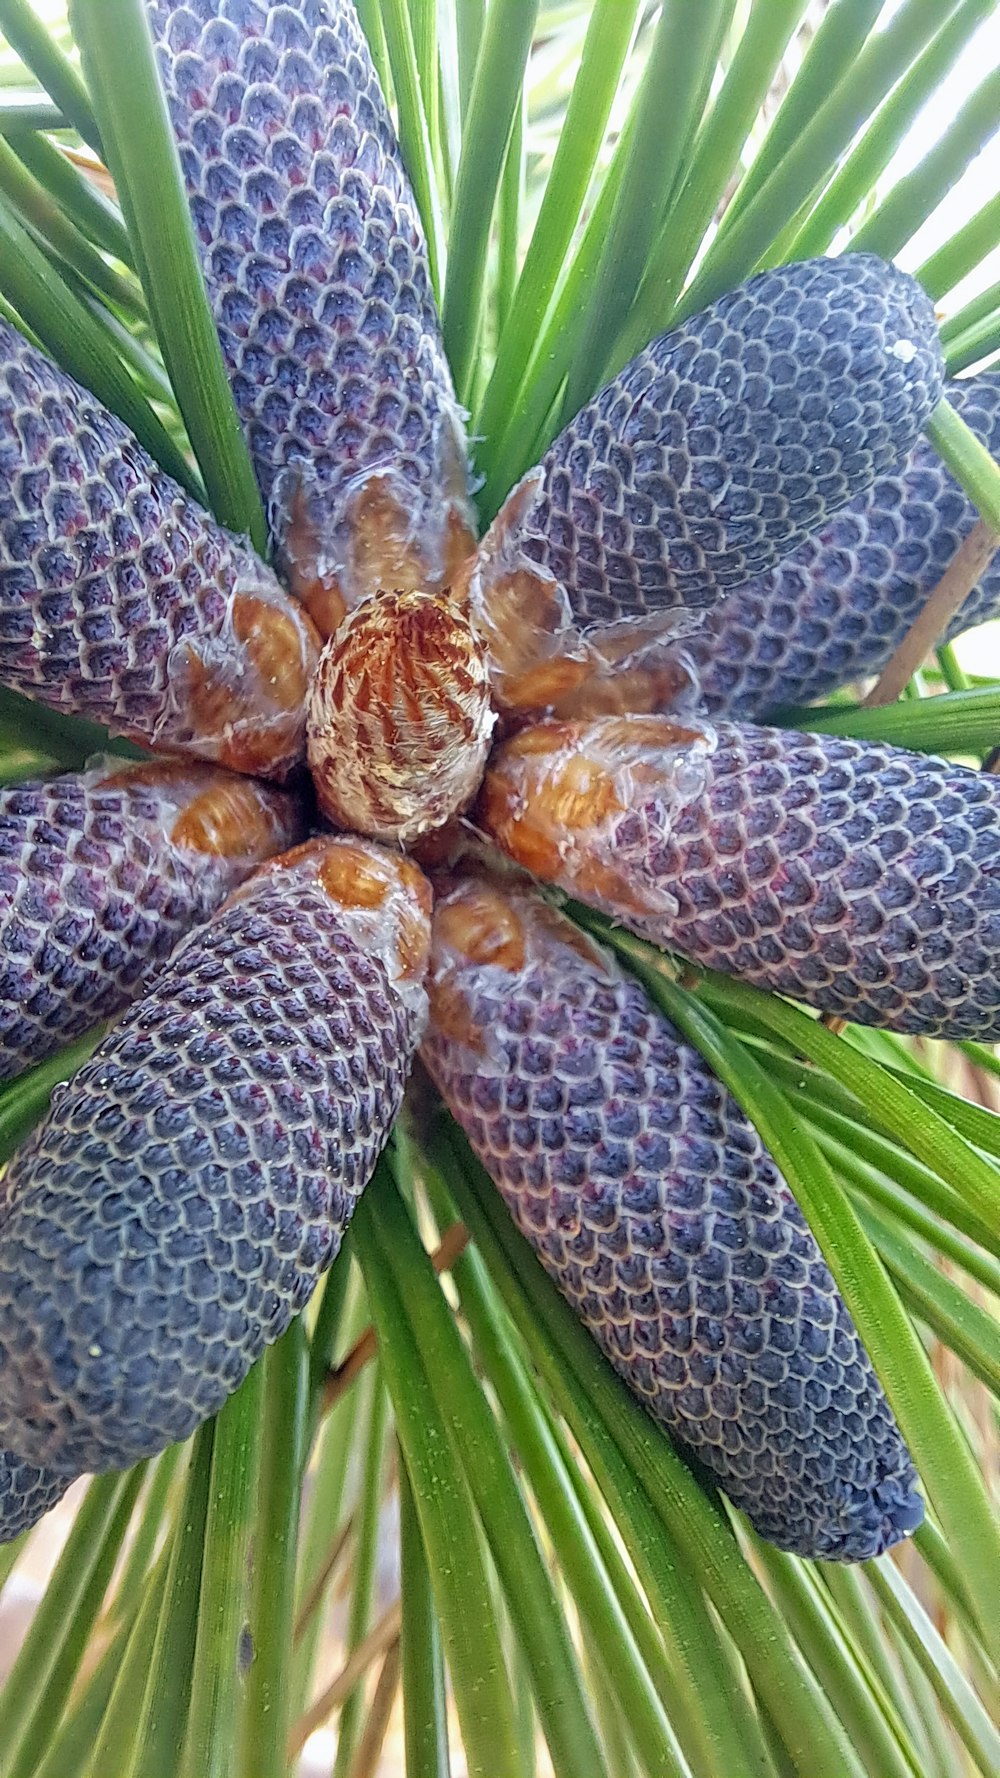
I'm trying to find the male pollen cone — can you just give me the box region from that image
[463,253,946,722]
[688,370,1000,721]
[0,759,304,1079]
[422,876,923,1561]
[0,837,430,1474]
[148,0,475,632]
[0,317,319,781]
[480,715,1000,1040]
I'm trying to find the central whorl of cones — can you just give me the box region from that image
[306,589,496,846]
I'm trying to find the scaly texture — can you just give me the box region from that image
[688,371,1000,719]
[0,1446,72,1544]
[423,878,921,1561]
[0,761,304,1079]
[149,0,474,634]
[307,589,495,843]
[466,256,945,719]
[0,317,318,777]
[481,717,1000,1040]
[496,255,944,632]
[0,838,430,1473]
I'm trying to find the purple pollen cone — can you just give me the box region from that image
[0,838,430,1475]
[422,875,922,1560]
[0,318,318,778]
[687,371,1000,720]
[482,715,1000,1042]
[148,0,474,634]
[0,759,304,1079]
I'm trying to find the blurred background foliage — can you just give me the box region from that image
[0,1,999,1773]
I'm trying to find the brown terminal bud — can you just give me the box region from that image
[306,590,496,846]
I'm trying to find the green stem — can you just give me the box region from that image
[821,1564,937,1769]
[776,682,1000,755]
[788,0,994,263]
[79,1546,171,1778]
[380,0,446,299]
[866,1558,1000,1778]
[495,81,524,337]
[477,112,634,517]
[679,0,966,319]
[616,0,811,366]
[715,0,884,234]
[0,134,145,319]
[353,1179,522,1778]
[293,1277,367,1718]
[855,1197,1000,1397]
[455,0,485,122]
[306,1248,353,1417]
[473,0,641,451]
[811,1119,999,1276]
[409,0,441,179]
[921,193,1000,300]
[850,55,1000,261]
[126,1433,214,1778]
[3,129,133,267]
[944,310,1000,377]
[106,1445,183,1628]
[1,1471,143,1772]
[0,88,62,130]
[940,275,1000,343]
[935,640,971,691]
[750,1544,922,1778]
[0,683,146,770]
[444,1225,689,1778]
[360,1173,610,1778]
[562,0,727,419]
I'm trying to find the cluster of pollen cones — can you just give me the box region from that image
[0,0,998,1564]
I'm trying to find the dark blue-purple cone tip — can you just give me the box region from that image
[518,253,945,626]
[770,1470,924,1563]
[689,370,1000,720]
[0,1447,72,1543]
